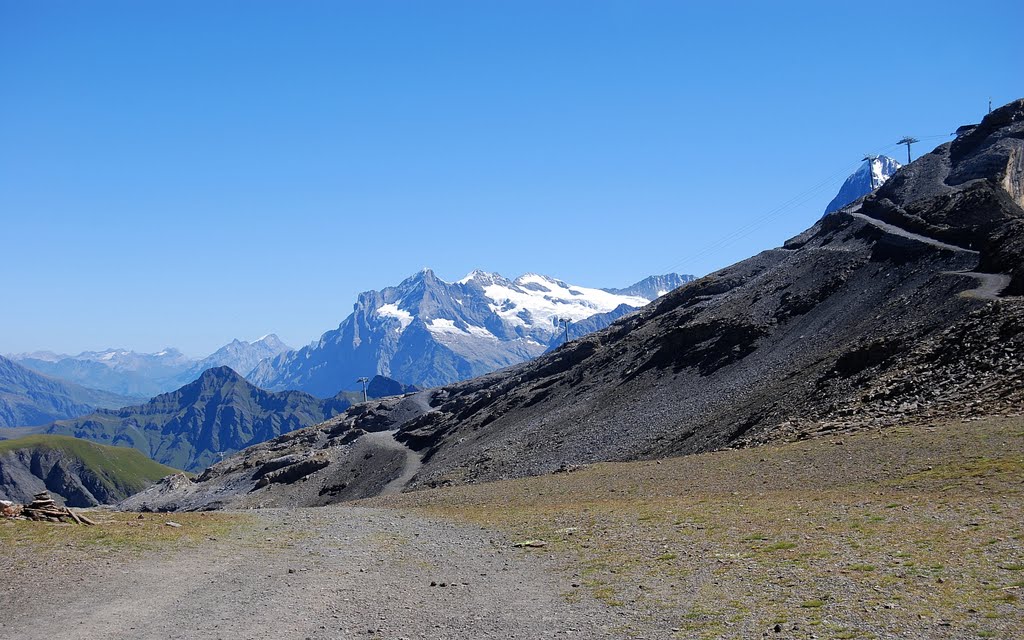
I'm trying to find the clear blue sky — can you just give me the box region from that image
[2,1,1021,356]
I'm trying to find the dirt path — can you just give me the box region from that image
[849,211,980,255]
[943,270,1013,300]
[2,507,629,640]
[847,210,1014,300]
[363,430,424,495]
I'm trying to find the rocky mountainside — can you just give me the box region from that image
[248,270,691,397]
[824,155,901,215]
[0,355,139,428]
[127,99,1024,511]
[11,335,292,399]
[0,435,177,506]
[41,369,417,472]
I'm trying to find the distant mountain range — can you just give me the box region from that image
[40,368,411,471]
[10,272,689,402]
[824,155,901,215]
[248,270,693,397]
[10,335,292,398]
[0,355,139,428]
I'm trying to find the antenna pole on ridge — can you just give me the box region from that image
[558,317,571,345]
[896,137,919,165]
[862,155,879,190]
[356,377,370,403]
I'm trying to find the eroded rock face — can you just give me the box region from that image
[129,99,1024,512]
[0,449,119,507]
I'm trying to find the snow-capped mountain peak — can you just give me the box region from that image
[824,155,901,215]
[248,269,695,396]
[480,273,650,335]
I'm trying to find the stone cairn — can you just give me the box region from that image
[0,491,95,525]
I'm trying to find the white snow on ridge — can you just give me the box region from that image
[458,269,492,284]
[427,318,497,341]
[482,274,649,333]
[376,304,413,332]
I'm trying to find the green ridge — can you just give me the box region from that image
[0,434,179,496]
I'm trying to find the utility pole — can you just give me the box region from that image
[558,317,571,345]
[356,377,369,403]
[862,155,879,190]
[896,136,919,164]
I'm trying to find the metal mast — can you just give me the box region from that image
[862,155,879,190]
[356,377,369,403]
[558,317,571,345]
[896,136,919,164]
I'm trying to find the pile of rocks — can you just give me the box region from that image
[1,491,95,525]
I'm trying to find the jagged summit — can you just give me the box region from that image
[824,155,901,215]
[248,270,692,396]
[44,366,349,472]
[192,365,246,387]
[603,273,694,299]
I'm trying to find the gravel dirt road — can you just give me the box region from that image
[2,507,630,640]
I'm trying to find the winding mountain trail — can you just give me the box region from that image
[943,271,1014,301]
[849,211,980,255]
[3,507,629,640]
[848,210,1013,301]
[363,430,424,496]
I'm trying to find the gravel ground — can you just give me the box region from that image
[1,507,631,640]
[367,416,1024,639]
[4,417,1021,640]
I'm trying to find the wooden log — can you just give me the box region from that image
[78,514,97,526]
[65,508,84,525]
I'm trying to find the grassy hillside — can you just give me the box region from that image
[367,416,1024,639]
[0,435,179,498]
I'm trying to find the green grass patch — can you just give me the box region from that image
[896,457,1024,485]
[766,541,798,551]
[0,511,248,553]
[849,564,876,572]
